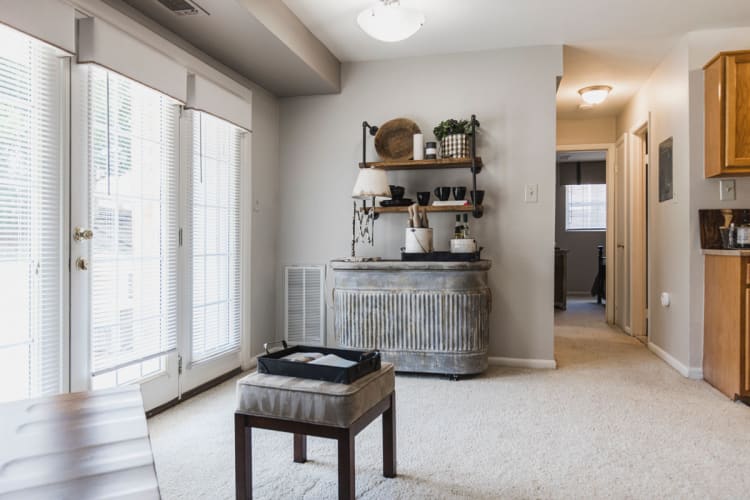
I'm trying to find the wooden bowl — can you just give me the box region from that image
[374,118,421,161]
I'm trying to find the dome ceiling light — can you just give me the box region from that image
[578,85,613,105]
[357,0,425,43]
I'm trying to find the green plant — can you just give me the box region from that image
[432,118,480,141]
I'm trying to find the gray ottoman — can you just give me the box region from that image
[234,363,396,499]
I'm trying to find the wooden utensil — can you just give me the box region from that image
[375,118,422,161]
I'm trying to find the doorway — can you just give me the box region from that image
[630,124,649,343]
[69,64,247,412]
[554,145,614,320]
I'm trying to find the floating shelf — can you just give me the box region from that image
[366,204,482,215]
[359,157,483,172]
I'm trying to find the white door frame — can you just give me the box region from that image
[629,120,650,340]
[556,143,616,325]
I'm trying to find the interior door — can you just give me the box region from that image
[70,64,179,411]
[614,136,631,332]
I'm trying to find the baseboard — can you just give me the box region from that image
[488,356,557,369]
[647,342,703,380]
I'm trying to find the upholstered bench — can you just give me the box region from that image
[234,362,396,499]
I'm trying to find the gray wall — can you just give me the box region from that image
[249,89,281,357]
[277,46,563,362]
[554,162,606,293]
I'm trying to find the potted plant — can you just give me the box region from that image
[432,118,480,158]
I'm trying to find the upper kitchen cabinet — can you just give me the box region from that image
[704,51,750,178]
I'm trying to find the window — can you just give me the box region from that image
[565,184,606,231]
[0,25,65,402]
[186,111,243,363]
[87,65,180,378]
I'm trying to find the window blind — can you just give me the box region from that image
[87,65,180,376]
[185,111,242,363]
[0,24,63,401]
[565,184,607,231]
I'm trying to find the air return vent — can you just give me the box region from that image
[156,0,208,16]
[285,266,325,346]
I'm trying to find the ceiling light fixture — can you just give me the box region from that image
[357,0,425,43]
[578,85,612,105]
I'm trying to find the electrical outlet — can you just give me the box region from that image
[524,184,538,203]
[720,179,736,201]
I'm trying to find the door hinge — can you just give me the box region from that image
[179,228,183,247]
[178,354,183,375]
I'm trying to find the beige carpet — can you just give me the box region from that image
[148,298,750,499]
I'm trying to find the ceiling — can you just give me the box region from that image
[115,0,339,96]
[283,0,750,118]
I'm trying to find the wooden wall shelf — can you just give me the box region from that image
[359,157,483,172]
[367,204,481,215]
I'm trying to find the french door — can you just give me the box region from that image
[70,65,180,410]
[70,65,245,411]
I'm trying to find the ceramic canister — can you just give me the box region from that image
[405,228,433,253]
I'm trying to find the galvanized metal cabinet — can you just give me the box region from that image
[330,260,492,376]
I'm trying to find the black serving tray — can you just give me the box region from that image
[257,341,381,384]
[401,249,482,262]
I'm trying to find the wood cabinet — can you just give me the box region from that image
[704,51,750,177]
[703,253,750,400]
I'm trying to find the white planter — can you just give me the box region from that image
[404,228,433,253]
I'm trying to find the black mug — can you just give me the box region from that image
[453,186,467,200]
[417,191,431,206]
[470,190,485,205]
[434,187,451,201]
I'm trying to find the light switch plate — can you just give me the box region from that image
[253,199,261,212]
[525,184,538,203]
[720,179,736,201]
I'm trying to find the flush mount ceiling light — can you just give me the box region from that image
[578,85,613,105]
[357,0,425,43]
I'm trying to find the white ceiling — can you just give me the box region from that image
[283,0,750,118]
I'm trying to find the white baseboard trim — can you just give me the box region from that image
[488,356,557,369]
[647,342,703,379]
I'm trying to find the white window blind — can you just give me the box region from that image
[185,111,242,363]
[87,65,180,376]
[566,184,607,231]
[0,25,63,401]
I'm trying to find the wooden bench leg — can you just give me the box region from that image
[293,434,307,463]
[337,429,355,500]
[382,392,396,478]
[235,414,252,499]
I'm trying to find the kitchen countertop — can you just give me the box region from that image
[329,259,492,271]
[702,249,750,256]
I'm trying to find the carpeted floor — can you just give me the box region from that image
[148,298,750,499]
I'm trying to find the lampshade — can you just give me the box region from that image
[578,85,612,105]
[357,0,425,43]
[352,168,391,199]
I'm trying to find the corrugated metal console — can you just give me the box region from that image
[330,260,492,377]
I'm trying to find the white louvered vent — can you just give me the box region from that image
[285,266,325,346]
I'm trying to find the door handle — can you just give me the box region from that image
[75,257,89,271]
[74,226,94,241]
[617,244,625,248]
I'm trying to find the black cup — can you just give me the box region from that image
[470,190,485,205]
[389,185,405,200]
[453,186,467,200]
[417,191,431,206]
[434,187,451,201]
